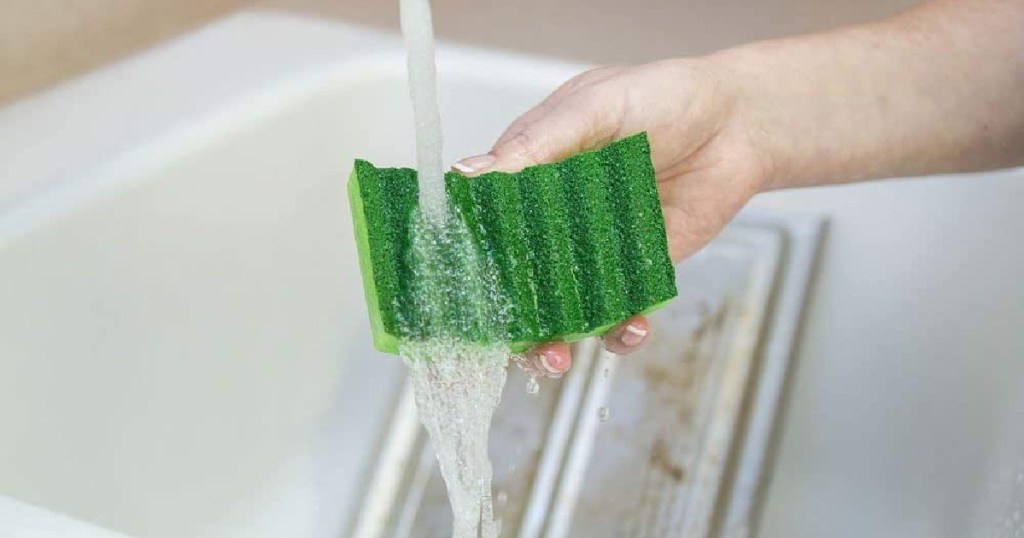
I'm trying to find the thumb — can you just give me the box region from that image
[453,96,620,176]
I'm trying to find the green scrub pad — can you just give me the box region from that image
[349,132,677,354]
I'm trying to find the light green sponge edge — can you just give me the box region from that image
[348,169,400,354]
[348,167,675,356]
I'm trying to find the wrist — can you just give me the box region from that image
[704,45,795,193]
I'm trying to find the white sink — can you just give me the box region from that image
[0,496,134,538]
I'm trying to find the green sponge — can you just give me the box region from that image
[348,132,677,354]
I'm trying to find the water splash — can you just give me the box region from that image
[402,339,506,538]
[398,206,510,340]
[397,205,510,538]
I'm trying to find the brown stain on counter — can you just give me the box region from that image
[650,436,687,483]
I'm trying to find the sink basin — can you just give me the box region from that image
[0,12,560,538]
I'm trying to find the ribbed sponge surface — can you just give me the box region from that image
[349,132,677,354]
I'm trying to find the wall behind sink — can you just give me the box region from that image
[2,0,918,104]
[277,0,920,62]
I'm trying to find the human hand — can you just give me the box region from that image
[453,59,773,375]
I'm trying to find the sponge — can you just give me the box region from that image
[348,132,677,354]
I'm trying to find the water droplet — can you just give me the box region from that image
[597,406,610,422]
[603,367,610,379]
[496,491,508,508]
[526,375,539,395]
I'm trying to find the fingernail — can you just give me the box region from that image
[620,324,647,347]
[537,350,567,375]
[453,154,496,174]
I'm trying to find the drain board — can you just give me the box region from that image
[349,213,823,538]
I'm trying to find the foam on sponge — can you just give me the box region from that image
[349,132,677,354]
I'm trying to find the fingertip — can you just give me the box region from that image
[602,316,649,355]
[452,154,497,176]
[488,130,556,174]
[451,161,476,175]
[532,342,572,376]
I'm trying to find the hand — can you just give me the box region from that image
[452,0,1024,375]
[453,59,773,375]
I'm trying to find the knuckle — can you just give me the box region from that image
[558,66,617,96]
[502,130,550,164]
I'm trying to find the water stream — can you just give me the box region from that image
[399,0,447,222]
[397,2,510,535]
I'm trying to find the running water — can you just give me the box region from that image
[398,205,510,538]
[398,2,510,534]
[399,0,446,222]
[403,339,507,538]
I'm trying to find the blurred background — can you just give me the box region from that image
[1,0,921,105]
